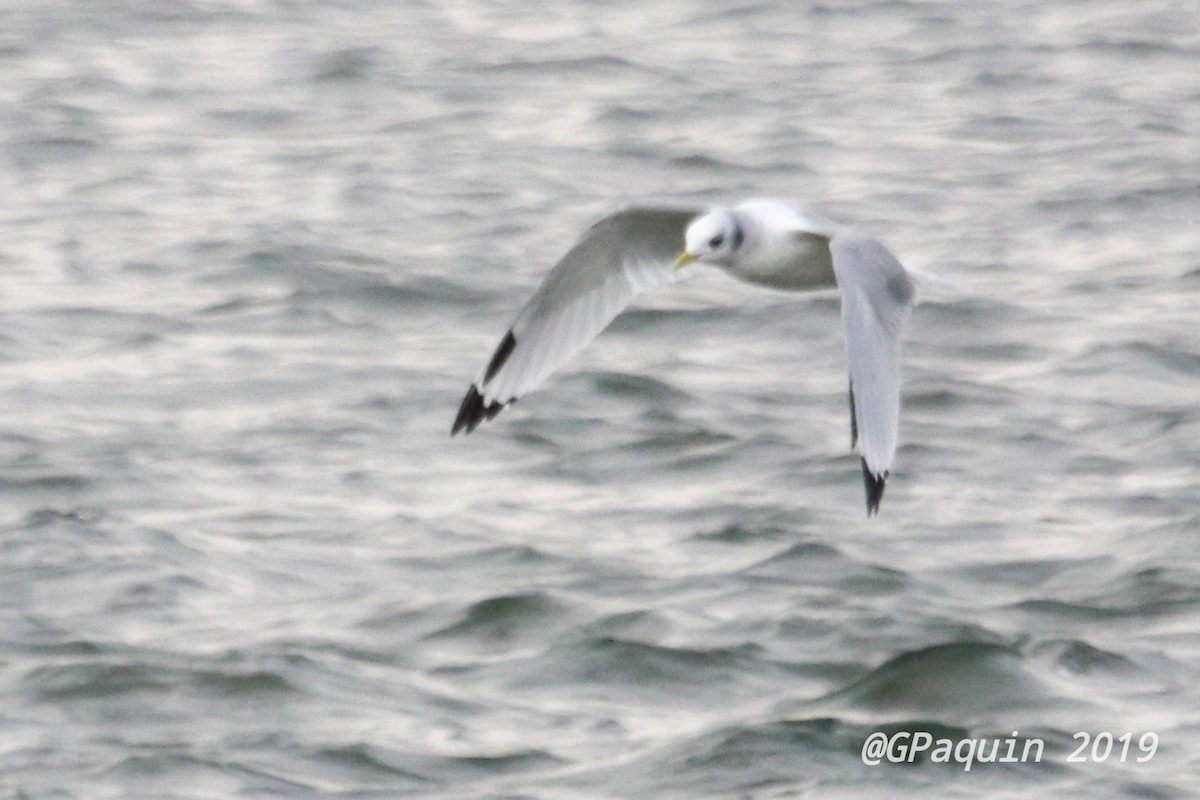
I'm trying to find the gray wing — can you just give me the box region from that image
[830,229,915,515]
[452,205,702,435]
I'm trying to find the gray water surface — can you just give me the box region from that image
[3,1,1199,798]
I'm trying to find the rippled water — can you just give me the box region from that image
[3,0,1199,797]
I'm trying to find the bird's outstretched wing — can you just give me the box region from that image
[452,205,702,436]
[830,230,914,515]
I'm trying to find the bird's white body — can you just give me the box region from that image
[452,199,916,515]
[728,203,837,290]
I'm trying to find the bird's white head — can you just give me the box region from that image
[674,209,742,269]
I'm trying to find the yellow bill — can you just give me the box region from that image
[673,251,697,270]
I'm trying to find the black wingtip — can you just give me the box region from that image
[861,459,887,517]
[484,330,517,384]
[452,331,519,437]
[451,384,509,436]
[849,384,858,449]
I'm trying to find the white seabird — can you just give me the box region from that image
[452,199,916,515]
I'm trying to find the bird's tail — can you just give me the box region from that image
[905,265,971,302]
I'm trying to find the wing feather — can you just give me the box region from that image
[452,205,702,435]
[830,230,914,515]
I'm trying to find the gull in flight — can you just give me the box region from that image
[451,199,915,515]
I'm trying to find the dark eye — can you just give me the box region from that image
[709,234,725,248]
